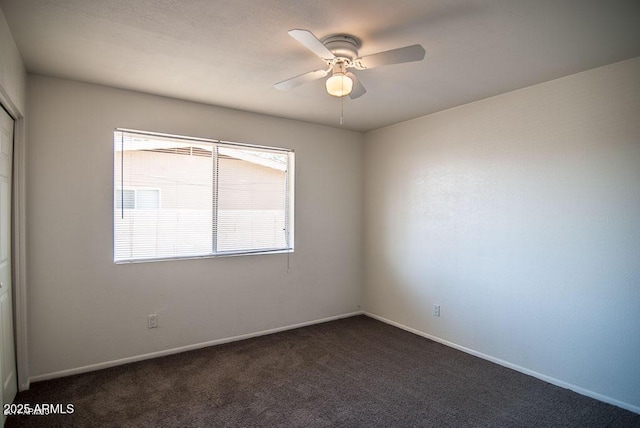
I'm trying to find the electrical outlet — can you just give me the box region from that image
[148,313,158,328]
[433,304,441,317]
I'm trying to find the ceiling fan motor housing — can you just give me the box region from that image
[322,34,360,61]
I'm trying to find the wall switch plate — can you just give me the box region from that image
[148,313,158,328]
[433,304,441,317]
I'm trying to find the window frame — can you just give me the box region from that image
[113,128,295,263]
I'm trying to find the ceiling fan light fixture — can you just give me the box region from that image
[326,72,353,97]
[325,62,353,97]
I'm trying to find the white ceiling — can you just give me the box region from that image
[2,0,639,132]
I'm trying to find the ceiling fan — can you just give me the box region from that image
[275,29,426,99]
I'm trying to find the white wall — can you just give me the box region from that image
[0,7,25,113]
[364,57,640,411]
[26,75,363,378]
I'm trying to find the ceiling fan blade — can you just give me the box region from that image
[288,29,335,60]
[357,44,425,69]
[346,72,367,99]
[274,69,329,91]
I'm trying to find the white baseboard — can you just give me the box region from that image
[29,311,364,384]
[364,311,640,415]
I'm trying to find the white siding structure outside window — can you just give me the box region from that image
[114,129,294,262]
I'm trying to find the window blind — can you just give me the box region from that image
[114,129,294,263]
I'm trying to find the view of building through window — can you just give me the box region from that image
[114,130,294,262]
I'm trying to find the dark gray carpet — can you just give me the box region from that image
[7,315,640,427]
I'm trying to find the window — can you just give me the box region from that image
[114,129,294,263]
[115,188,160,210]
